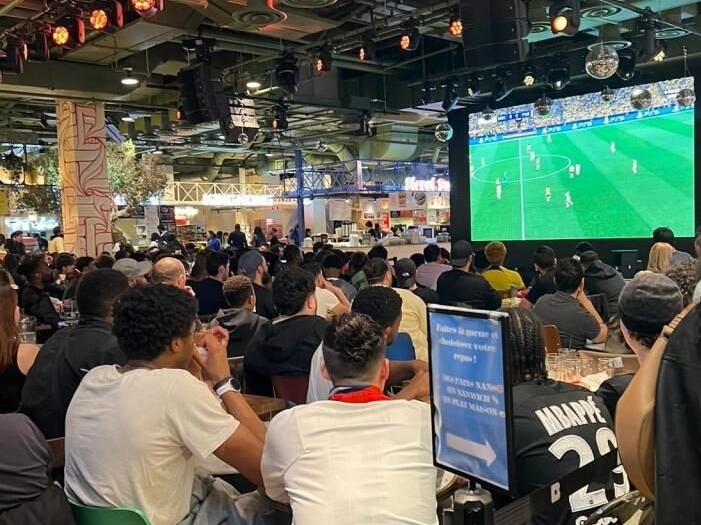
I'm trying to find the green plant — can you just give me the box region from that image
[12,141,169,222]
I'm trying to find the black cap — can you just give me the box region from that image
[450,240,474,267]
[394,258,417,288]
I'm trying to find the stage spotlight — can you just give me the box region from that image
[534,95,553,116]
[52,17,86,49]
[358,36,375,62]
[89,0,124,32]
[246,80,261,90]
[492,76,512,102]
[276,51,299,97]
[441,77,460,113]
[616,49,637,81]
[28,26,51,61]
[313,45,332,74]
[522,63,537,87]
[130,0,163,18]
[466,73,482,97]
[359,111,374,136]
[272,104,288,131]
[420,82,436,105]
[549,0,580,36]
[546,57,570,90]
[399,18,420,51]
[121,112,135,123]
[1,39,26,74]
[448,7,462,37]
[638,22,665,63]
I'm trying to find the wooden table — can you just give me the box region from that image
[243,394,286,420]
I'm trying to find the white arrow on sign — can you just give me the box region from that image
[446,432,497,467]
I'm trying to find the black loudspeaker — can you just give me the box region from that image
[461,0,530,68]
[610,249,640,279]
[177,63,230,125]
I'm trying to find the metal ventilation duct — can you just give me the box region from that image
[232,0,287,26]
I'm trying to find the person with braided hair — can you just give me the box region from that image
[502,308,628,525]
[262,312,435,525]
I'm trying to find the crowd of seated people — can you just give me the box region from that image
[3,222,701,524]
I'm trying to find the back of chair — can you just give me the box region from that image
[385,333,416,361]
[271,375,309,406]
[542,325,561,354]
[69,501,151,525]
[47,437,65,469]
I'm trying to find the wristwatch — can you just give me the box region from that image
[214,377,242,398]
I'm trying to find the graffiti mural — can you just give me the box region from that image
[56,101,113,256]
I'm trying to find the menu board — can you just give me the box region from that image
[429,305,515,494]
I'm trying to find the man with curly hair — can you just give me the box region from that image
[262,313,434,525]
[64,284,274,525]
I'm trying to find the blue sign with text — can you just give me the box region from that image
[429,308,512,492]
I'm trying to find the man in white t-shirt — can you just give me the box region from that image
[307,286,427,403]
[302,262,350,319]
[262,313,436,525]
[64,284,274,525]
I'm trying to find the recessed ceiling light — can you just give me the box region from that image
[246,80,261,90]
[121,112,135,122]
[152,147,163,154]
[265,152,273,157]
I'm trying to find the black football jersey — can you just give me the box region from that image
[512,380,630,525]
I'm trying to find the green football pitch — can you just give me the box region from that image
[468,111,695,241]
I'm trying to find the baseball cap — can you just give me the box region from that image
[450,240,474,268]
[394,258,416,289]
[112,258,152,279]
[238,250,265,278]
[618,272,683,335]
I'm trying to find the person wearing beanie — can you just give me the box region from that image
[481,241,525,299]
[596,272,683,419]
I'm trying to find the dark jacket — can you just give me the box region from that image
[20,286,59,328]
[656,307,701,525]
[596,373,633,421]
[212,308,271,358]
[436,269,501,310]
[244,315,328,396]
[19,317,125,439]
[228,230,248,250]
[583,261,626,317]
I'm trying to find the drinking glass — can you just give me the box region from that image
[18,315,36,344]
[598,358,614,377]
[545,354,562,381]
[63,299,79,326]
[562,357,580,383]
[579,357,595,378]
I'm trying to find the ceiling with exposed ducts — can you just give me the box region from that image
[0,0,700,181]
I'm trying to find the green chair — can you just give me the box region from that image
[69,500,152,525]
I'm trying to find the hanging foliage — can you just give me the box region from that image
[12,150,62,219]
[11,140,169,223]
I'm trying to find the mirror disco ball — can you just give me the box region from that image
[316,139,328,152]
[237,132,249,144]
[481,107,496,121]
[677,88,696,107]
[585,44,619,80]
[434,122,454,143]
[601,86,615,102]
[534,95,553,116]
[630,88,652,110]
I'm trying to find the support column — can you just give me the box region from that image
[56,101,113,256]
[294,148,306,235]
[448,107,470,242]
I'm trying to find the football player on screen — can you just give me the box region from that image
[565,192,573,208]
[498,309,629,525]
[545,187,551,202]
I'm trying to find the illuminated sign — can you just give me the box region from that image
[200,194,274,207]
[404,176,451,192]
